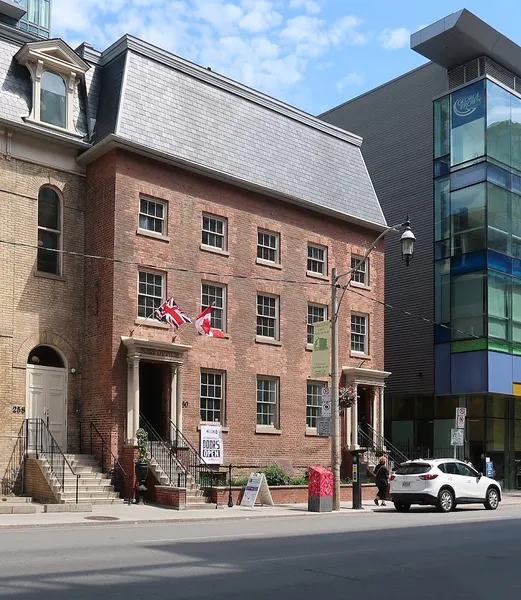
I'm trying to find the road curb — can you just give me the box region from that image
[0,507,376,530]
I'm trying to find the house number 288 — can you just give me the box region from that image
[12,406,25,414]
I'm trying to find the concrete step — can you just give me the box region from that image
[184,503,216,510]
[0,496,33,504]
[60,491,120,501]
[62,498,125,505]
[0,504,37,514]
[62,485,115,492]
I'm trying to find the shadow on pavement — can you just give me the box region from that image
[2,515,521,599]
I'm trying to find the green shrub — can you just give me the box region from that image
[290,476,308,486]
[231,477,249,487]
[260,466,291,486]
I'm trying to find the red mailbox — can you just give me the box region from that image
[308,465,333,512]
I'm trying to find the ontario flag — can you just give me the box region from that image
[195,305,225,338]
[154,298,192,330]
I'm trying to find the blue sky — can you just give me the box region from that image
[52,0,521,115]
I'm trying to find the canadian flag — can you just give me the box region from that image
[195,306,225,338]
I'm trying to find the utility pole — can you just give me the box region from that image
[329,219,415,511]
[331,267,341,511]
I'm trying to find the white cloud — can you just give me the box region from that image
[336,72,364,90]
[289,0,321,14]
[51,0,370,106]
[378,27,410,50]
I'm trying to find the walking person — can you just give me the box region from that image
[374,456,389,506]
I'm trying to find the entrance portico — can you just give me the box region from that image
[121,337,191,443]
[342,366,391,449]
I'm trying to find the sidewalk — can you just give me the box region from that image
[0,500,378,529]
[0,494,519,529]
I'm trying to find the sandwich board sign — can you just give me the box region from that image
[240,473,274,507]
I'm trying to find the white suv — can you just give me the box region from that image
[389,458,501,513]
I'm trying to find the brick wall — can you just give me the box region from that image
[0,153,85,482]
[211,484,377,505]
[86,149,384,470]
[155,486,186,510]
[24,458,58,503]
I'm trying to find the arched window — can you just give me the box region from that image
[37,187,61,275]
[40,71,66,128]
[28,346,64,368]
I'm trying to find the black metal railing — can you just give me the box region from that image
[1,423,25,496]
[358,423,409,468]
[166,418,225,489]
[25,418,80,503]
[139,415,187,488]
[80,422,132,502]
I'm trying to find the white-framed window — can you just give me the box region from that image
[257,230,280,264]
[256,294,279,339]
[307,243,327,276]
[306,382,325,428]
[256,377,279,427]
[137,271,164,318]
[351,256,368,286]
[351,313,368,354]
[200,371,224,423]
[202,213,227,250]
[40,71,66,129]
[139,197,167,235]
[201,282,226,332]
[307,304,328,345]
[37,186,62,276]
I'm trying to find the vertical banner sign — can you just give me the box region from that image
[451,81,485,129]
[200,424,224,465]
[311,321,331,378]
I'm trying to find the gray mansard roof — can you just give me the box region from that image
[0,25,386,229]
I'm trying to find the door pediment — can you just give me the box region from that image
[121,336,191,363]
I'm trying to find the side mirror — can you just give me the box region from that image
[478,472,483,480]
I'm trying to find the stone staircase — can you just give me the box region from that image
[40,453,123,505]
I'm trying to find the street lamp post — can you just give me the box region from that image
[330,218,415,511]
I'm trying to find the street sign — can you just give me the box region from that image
[316,417,331,437]
[311,321,330,377]
[450,428,464,447]
[456,407,466,429]
[321,387,331,417]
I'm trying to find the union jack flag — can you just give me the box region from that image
[154,298,192,330]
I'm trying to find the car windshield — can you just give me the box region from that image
[395,463,432,475]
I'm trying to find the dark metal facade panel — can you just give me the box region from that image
[92,52,126,143]
[321,62,448,396]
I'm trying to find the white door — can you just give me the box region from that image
[27,366,67,450]
[458,462,484,500]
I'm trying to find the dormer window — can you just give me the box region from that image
[15,39,89,137]
[40,71,66,128]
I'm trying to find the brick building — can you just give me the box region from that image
[0,6,388,501]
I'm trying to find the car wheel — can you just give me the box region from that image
[484,487,500,510]
[437,489,454,513]
[394,502,411,513]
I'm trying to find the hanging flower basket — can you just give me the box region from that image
[339,386,357,409]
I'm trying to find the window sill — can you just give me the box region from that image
[24,117,84,139]
[197,424,230,433]
[255,425,282,435]
[136,228,170,243]
[350,351,371,360]
[306,271,329,281]
[256,258,282,270]
[306,427,320,437]
[134,318,170,329]
[34,271,65,281]
[200,244,230,257]
[255,336,282,346]
[351,282,371,291]
[305,343,314,352]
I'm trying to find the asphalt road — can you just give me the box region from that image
[1,504,520,599]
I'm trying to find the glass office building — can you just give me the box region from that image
[0,0,50,39]
[432,73,521,487]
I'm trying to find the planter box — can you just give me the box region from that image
[209,483,376,505]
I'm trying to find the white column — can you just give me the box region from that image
[176,364,183,433]
[351,384,358,448]
[132,358,140,439]
[372,387,379,447]
[170,364,178,427]
[126,358,135,443]
[379,387,385,438]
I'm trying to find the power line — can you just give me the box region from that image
[0,237,481,341]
